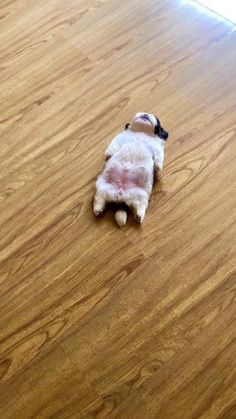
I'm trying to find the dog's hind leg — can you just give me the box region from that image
[93,190,106,216]
[132,198,148,223]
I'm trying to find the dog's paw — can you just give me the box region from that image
[94,208,104,217]
[105,153,112,161]
[135,214,144,224]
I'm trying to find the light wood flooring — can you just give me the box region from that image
[0,0,236,417]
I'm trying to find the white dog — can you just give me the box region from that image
[93,112,168,226]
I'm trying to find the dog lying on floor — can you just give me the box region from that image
[93,112,169,226]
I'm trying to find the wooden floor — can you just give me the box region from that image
[0,0,236,417]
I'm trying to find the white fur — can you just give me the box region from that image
[93,112,166,225]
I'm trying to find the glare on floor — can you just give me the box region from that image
[195,0,236,23]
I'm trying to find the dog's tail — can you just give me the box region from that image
[115,209,127,227]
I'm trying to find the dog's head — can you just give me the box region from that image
[125,112,168,140]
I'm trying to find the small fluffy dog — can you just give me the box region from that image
[93,112,168,226]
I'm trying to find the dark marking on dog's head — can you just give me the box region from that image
[125,123,130,130]
[154,116,169,140]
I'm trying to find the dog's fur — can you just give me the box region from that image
[93,112,168,226]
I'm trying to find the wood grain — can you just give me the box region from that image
[0,0,236,418]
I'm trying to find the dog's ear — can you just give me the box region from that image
[125,123,130,130]
[154,116,168,140]
[158,126,169,140]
